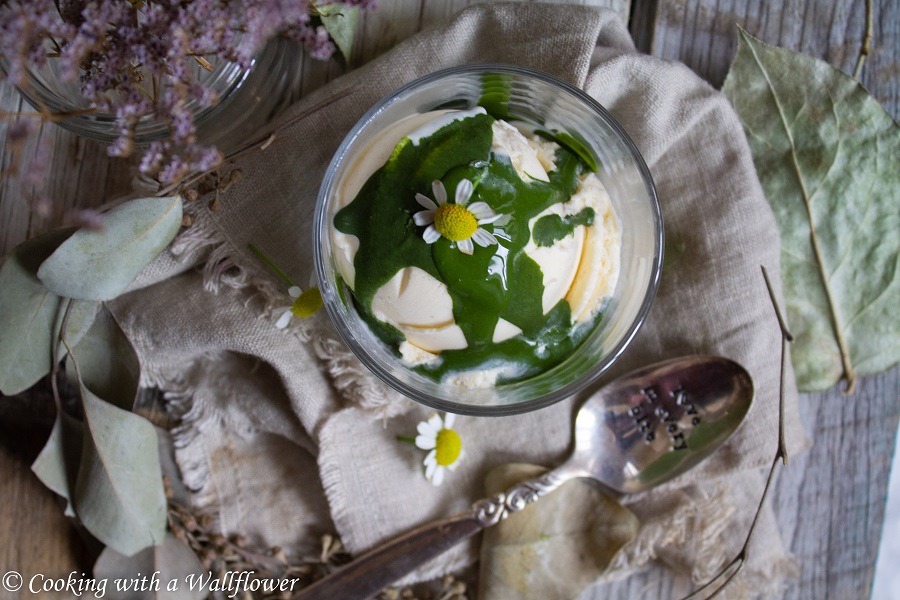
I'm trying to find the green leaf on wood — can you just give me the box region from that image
[74,383,167,556]
[32,411,84,518]
[0,231,97,395]
[318,3,359,63]
[38,196,183,301]
[94,533,207,600]
[67,305,140,411]
[722,28,900,392]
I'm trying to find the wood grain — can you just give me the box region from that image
[1,2,898,600]
[629,0,899,119]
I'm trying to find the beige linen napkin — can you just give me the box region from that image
[110,3,809,597]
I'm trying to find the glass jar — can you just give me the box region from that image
[4,38,302,153]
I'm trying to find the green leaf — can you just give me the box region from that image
[73,383,167,556]
[722,28,900,392]
[67,305,140,411]
[38,196,183,301]
[318,3,359,63]
[31,411,84,518]
[0,231,97,395]
[94,533,207,600]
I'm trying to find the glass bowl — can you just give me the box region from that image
[2,38,302,153]
[314,64,662,416]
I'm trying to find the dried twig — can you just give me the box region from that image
[681,266,792,599]
[853,0,874,79]
[157,84,358,199]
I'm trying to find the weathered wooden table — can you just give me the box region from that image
[2,1,898,598]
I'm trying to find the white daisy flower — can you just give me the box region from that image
[275,285,323,329]
[414,412,464,486]
[413,179,503,255]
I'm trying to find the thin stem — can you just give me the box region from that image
[396,436,416,444]
[154,85,357,197]
[248,243,296,288]
[682,266,792,599]
[853,0,874,79]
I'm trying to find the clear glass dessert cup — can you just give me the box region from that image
[314,64,663,416]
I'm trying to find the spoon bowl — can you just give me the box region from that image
[572,355,753,494]
[296,355,754,600]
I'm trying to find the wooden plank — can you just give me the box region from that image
[773,369,900,599]
[631,0,899,119]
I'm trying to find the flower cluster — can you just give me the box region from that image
[1,0,376,184]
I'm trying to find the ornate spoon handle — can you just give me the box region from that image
[292,468,572,600]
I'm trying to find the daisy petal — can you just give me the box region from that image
[415,193,437,211]
[432,180,447,204]
[425,454,438,478]
[275,310,292,329]
[424,450,437,468]
[413,210,435,226]
[477,212,504,225]
[288,286,301,298]
[455,178,474,205]
[427,414,444,431]
[472,228,498,247]
[467,201,495,220]
[444,413,455,429]
[415,434,436,450]
[423,225,441,244]
[458,238,474,255]
[432,466,445,486]
[418,418,440,437]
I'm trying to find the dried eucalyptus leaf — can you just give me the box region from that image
[67,305,140,411]
[0,230,97,395]
[94,533,207,600]
[478,464,639,600]
[31,411,84,518]
[722,29,900,391]
[74,384,167,556]
[318,3,359,63]
[38,196,183,301]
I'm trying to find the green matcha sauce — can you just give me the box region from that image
[333,112,604,384]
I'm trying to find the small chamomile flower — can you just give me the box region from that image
[247,243,323,330]
[414,412,464,486]
[275,285,323,329]
[413,179,503,255]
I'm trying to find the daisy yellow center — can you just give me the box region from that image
[291,288,323,318]
[435,428,462,466]
[434,204,478,242]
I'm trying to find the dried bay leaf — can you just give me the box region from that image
[66,305,140,411]
[94,533,207,600]
[722,29,900,392]
[478,464,639,600]
[38,196,183,301]
[74,383,167,556]
[0,231,97,395]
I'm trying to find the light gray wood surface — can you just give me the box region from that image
[1,1,898,599]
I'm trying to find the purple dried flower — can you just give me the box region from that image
[1,0,375,189]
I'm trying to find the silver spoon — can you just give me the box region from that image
[295,355,754,600]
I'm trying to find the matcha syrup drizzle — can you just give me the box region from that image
[333,112,603,383]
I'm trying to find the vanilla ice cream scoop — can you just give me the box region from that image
[331,108,621,386]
